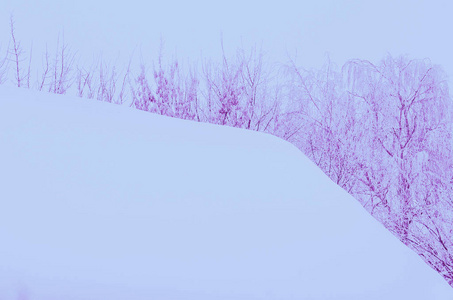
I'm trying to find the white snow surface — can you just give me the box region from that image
[0,86,451,299]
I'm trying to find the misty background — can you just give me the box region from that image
[1,0,451,83]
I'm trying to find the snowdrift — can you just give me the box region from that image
[0,87,451,299]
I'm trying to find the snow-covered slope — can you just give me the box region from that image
[0,87,451,300]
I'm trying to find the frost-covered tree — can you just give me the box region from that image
[345,55,453,284]
[285,54,453,284]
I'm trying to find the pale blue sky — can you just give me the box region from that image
[1,0,452,78]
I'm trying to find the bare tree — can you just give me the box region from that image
[37,45,50,91]
[117,57,132,105]
[0,43,8,84]
[49,33,76,94]
[239,45,277,131]
[8,16,25,87]
[26,43,33,88]
[76,66,91,97]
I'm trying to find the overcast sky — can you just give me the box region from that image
[1,0,452,80]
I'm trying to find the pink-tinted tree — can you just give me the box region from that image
[132,64,155,112]
[238,46,282,133]
[200,45,282,131]
[202,52,245,126]
[153,54,197,120]
[132,50,199,121]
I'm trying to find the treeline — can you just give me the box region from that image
[1,19,452,286]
